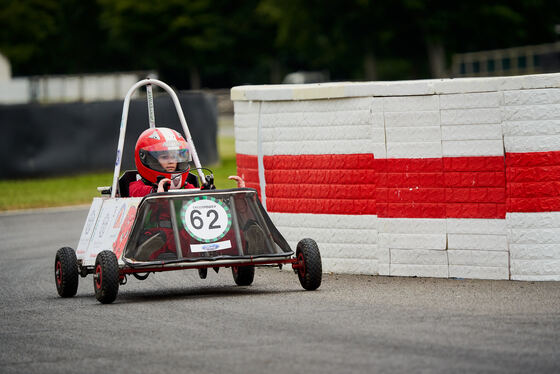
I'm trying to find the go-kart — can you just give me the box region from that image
[54,79,322,304]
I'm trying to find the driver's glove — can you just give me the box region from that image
[201,175,216,190]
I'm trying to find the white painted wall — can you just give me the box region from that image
[231,73,560,281]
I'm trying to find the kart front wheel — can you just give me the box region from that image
[94,250,119,304]
[54,247,79,297]
[232,265,255,286]
[296,239,322,290]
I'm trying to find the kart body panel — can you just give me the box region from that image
[76,188,292,268]
[76,197,142,266]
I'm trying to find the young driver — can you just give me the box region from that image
[129,127,198,197]
[128,127,244,261]
[130,127,244,196]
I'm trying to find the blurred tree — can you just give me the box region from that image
[0,0,60,75]
[464,0,559,50]
[400,0,461,78]
[257,0,398,81]
[46,0,112,74]
[98,0,246,89]
[402,0,560,77]
[0,0,112,75]
[1,0,559,85]
[194,0,277,86]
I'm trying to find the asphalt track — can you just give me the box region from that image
[1,206,559,374]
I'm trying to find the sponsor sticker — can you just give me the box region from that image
[190,240,232,253]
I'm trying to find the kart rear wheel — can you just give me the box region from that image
[93,250,119,304]
[232,265,255,286]
[198,268,208,279]
[54,247,79,297]
[296,239,322,290]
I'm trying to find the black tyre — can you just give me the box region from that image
[232,265,255,286]
[198,268,208,279]
[54,247,79,297]
[296,238,322,290]
[93,250,120,304]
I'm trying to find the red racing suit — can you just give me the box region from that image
[129,179,196,197]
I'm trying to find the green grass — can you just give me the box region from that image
[0,136,238,211]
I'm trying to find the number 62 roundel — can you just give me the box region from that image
[181,197,232,243]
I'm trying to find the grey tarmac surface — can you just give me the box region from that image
[1,206,559,374]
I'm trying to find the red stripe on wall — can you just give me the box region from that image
[375,157,444,217]
[375,156,506,218]
[236,151,560,217]
[506,151,560,212]
[442,156,507,218]
[267,198,377,215]
[264,154,377,215]
[264,154,376,170]
[236,153,261,196]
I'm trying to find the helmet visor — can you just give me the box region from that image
[140,148,191,173]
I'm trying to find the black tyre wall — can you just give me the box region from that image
[0,92,217,178]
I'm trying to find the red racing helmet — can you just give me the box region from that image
[134,127,192,187]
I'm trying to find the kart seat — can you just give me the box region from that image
[118,170,200,197]
[119,170,140,198]
[187,172,200,188]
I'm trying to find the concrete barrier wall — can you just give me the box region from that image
[231,73,560,281]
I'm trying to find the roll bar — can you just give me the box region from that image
[110,79,207,198]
